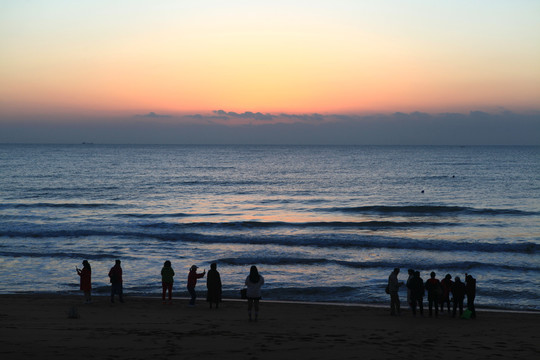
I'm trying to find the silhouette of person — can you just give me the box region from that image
[161,260,175,304]
[407,270,424,316]
[76,260,91,304]
[440,274,453,314]
[452,276,466,317]
[387,267,404,316]
[406,268,415,310]
[206,263,222,309]
[425,271,441,317]
[245,265,264,321]
[187,265,205,306]
[465,274,477,319]
[108,259,124,303]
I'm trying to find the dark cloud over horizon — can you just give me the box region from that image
[135,112,171,118]
[210,110,327,123]
[213,110,275,121]
[1,110,539,145]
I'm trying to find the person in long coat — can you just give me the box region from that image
[76,260,92,304]
[206,263,222,308]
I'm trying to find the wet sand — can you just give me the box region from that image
[0,294,538,359]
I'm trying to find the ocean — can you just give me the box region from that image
[0,144,538,311]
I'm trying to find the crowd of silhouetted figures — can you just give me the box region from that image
[387,267,477,319]
[76,259,265,321]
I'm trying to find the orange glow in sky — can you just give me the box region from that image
[1,1,539,118]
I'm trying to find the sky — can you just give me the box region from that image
[1,0,539,144]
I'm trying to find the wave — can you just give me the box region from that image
[160,179,268,187]
[140,219,455,230]
[215,257,540,272]
[1,230,536,254]
[0,202,121,209]
[4,203,534,216]
[0,250,121,260]
[26,186,120,192]
[175,233,539,254]
[322,205,538,216]
[475,287,540,305]
[117,212,193,219]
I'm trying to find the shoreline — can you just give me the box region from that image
[1,294,539,359]
[2,292,539,314]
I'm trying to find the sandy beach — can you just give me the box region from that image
[0,294,538,360]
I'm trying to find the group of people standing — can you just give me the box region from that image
[77,262,478,320]
[76,259,126,304]
[76,260,265,321]
[387,267,477,318]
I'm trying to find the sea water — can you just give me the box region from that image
[0,144,538,310]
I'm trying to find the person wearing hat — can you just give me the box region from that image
[187,265,205,306]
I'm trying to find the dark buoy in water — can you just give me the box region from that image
[421,190,424,193]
